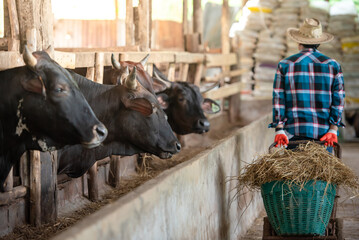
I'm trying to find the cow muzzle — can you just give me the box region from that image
[194,118,210,133]
[81,123,108,149]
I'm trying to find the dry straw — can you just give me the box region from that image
[236,142,359,197]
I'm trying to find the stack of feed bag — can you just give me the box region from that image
[234,0,278,94]
[341,35,359,101]
[328,1,358,38]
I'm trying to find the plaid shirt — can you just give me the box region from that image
[269,48,345,139]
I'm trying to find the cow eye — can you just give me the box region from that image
[54,87,65,93]
[178,97,184,102]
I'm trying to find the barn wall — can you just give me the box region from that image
[53,114,274,240]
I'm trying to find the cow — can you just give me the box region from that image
[57,67,181,178]
[107,54,221,135]
[0,46,107,191]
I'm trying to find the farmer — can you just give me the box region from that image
[270,18,345,148]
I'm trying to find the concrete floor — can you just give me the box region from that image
[239,141,359,240]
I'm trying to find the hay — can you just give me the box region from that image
[236,142,359,196]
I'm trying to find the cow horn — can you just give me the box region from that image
[125,66,137,90]
[23,45,37,69]
[111,53,121,69]
[124,66,129,75]
[153,71,171,88]
[140,54,149,66]
[200,81,220,93]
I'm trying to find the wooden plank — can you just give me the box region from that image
[3,167,13,192]
[30,150,41,226]
[202,81,244,100]
[167,63,176,81]
[205,53,237,67]
[54,51,75,69]
[55,46,140,52]
[87,162,98,201]
[181,63,189,82]
[138,0,150,51]
[126,0,134,46]
[194,63,203,86]
[109,156,121,188]
[120,52,175,63]
[74,52,96,68]
[193,0,203,42]
[0,51,24,71]
[175,52,204,63]
[86,67,95,81]
[94,52,104,84]
[221,0,230,54]
[40,152,57,223]
[0,186,27,206]
[7,0,20,51]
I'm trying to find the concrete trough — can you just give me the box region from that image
[53,114,274,240]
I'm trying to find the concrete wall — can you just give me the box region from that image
[53,114,274,240]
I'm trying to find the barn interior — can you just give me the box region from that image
[0,0,358,239]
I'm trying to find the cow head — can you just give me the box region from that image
[20,46,107,148]
[105,67,181,158]
[152,65,221,135]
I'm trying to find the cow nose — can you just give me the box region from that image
[175,142,181,153]
[94,123,108,142]
[198,119,210,128]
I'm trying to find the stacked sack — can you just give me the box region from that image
[234,0,278,93]
[341,35,359,99]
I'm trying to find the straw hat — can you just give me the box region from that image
[287,18,334,44]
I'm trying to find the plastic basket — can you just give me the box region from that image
[261,180,336,236]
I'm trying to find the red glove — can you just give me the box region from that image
[274,130,289,147]
[320,129,338,147]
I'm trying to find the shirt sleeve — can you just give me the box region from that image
[329,63,345,127]
[269,63,286,128]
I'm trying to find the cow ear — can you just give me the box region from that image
[157,93,169,110]
[20,77,46,96]
[202,98,221,114]
[127,98,153,116]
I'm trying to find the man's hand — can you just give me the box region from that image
[320,129,338,147]
[274,130,289,147]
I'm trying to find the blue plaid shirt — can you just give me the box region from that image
[269,48,345,139]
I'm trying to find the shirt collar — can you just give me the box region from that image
[300,48,318,53]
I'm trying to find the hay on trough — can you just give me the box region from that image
[236,141,359,197]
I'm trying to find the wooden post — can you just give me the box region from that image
[30,150,41,226]
[167,63,176,81]
[40,152,57,223]
[88,162,99,201]
[86,67,95,80]
[6,0,20,51]
[26,28,37,52]
[16,0,54,51]
[126,0,134,46]
[133,7,140,45]
[193,0,203,46]
[20,152,30,187]
[181,63,189,82]
[94,52,104,84]
[109,156,121,188]
[221,0,230,54]
[3,167,13,192]
[183,0,188,37]
[138,0,151,51]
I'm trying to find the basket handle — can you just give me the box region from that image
[269,140,341,159]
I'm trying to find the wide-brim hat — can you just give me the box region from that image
[287,18,334,44]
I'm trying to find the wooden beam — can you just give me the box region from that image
[193,0,203,43]
[54,51,76,69]
[7,0,20,51]
[175,52,204,63]
[120,52,175,63]
[202,81,244,100]
[205,53,237,67]
[126,0,134,46]
[94,52,104,83]
[30,150,41,226]
[109,156,121,188]
[221,0,230,54]
[138,0,150,51]
[88,162,99,201]
[0,186,27,206]
[74,52,96,68]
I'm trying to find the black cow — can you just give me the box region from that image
[0,46,107,191]
[108,55,221,135]
[57,68,181,178]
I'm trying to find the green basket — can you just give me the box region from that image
[261,180,336,236]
